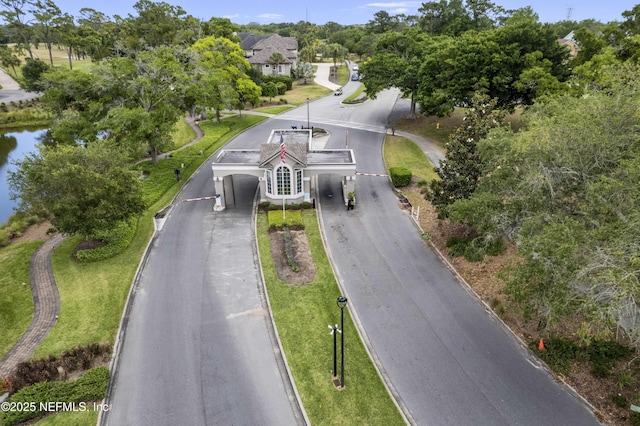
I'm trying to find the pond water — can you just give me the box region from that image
[0,128,48,225]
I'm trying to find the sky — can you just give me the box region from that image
[26,0,640,26]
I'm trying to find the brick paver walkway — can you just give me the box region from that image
[0,234,65,377]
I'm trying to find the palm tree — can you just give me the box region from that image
[268,51,286,75]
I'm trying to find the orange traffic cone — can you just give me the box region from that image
[538,338,545,350]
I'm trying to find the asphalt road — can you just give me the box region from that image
[104,147,304,423]
[274,87,601,425]
[105,78,601,425]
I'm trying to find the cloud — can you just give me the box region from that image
[257,13,284,20]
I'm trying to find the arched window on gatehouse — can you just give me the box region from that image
[276,164,291,195]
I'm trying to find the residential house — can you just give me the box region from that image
[558,31,579,60]
[238,32,299,76]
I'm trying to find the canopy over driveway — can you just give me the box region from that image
[211,128,356,210]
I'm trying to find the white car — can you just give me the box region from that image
[352,64,359,71]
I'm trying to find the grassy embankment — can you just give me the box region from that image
[257,210,405,425]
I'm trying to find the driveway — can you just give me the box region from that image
[0,68,40,103]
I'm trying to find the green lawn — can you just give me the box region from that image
[170,117,197,150]
[254,105,293,114]
[260,81,332,106]
[257,210,405,425]
[384,135,438,183]
[0,241,41,359]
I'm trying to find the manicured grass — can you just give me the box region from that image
[33,409,99,426]
[0,241,41,359]
[257,210,404,425]
[261,81,332,106]
[384,134,438,183]
[170,117,197,150]
[344,84,366,103]
[254,105,293,114]
[336,63,350,86]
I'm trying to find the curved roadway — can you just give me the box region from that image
[105,75,601,425]
[273,82,600,425]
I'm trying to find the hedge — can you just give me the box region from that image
[389,166,412,187]
[0,366,109,426]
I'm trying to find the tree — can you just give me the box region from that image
[361,29,428,116]
[20,58,49,91]
[323,43,347,70]
[188,36,255,122]
[0,0,35,59]
[122,0,189,48]
[366,10,401,34]
[262,81,277,101]
[268,51,286,75]
[447,64,640,337]
[427,94,503,217]
[234,76,261,113]
[95,46,185,162]
[31,0,63,66]
[8,141,146,238]
[418,9,570,114]
[297,61,314,84]
[0,44,21,77]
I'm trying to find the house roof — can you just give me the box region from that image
[259,142,308,167]
[238,32,271,51]
[247,34,298,64]
[248,45,294,65]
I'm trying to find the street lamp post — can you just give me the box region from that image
[306,98,310,130]
[329,324,340,379]
[337,296,348,388]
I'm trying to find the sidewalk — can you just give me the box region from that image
[0,234,65,377]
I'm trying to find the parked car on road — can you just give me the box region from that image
[352,64,359,71]
[351,73,359,81]
[334,87,343,96]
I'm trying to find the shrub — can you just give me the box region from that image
[586,339,633,378]
[485,237,507,256]
[611,393,628,408]
[262,75,293,90]
[283,225,299,272]
[0,367,109,426]
[76,219,137,262]
[463,243,484,262]
[8,343,112,394]
[446,236,468,257]
[258,201,271,211]
[389,167,412,188]
[531,336,578,375]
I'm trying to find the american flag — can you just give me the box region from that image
[279,134,286,163]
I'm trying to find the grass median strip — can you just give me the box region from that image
[256,209,404,425]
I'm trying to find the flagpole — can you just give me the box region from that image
[280,132,286,224]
